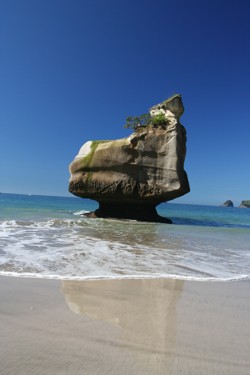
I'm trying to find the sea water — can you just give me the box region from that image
[0,193,249,281]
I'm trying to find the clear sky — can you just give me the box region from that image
[1,0,249,206]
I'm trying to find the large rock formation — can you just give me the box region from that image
[69,94,190,222]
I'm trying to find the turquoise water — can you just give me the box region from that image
[0,193,249,281]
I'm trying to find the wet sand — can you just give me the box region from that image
[0,276,249,374]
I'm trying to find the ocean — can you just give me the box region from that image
[0,193,249,281]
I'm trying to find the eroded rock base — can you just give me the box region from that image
[84,202,172,224]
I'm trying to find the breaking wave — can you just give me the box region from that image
[1,217,249,281]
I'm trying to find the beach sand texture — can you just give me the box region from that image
[1,276,249,374]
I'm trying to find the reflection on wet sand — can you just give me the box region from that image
[1,276,249,375]
[62,278,183,372]
[61,279,250,375]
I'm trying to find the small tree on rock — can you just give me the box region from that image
[124,112,169,130]
[124,114,151,130]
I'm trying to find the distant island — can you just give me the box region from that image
[222,200,234,207]
[221,200,250,208]
[239,200,250,208]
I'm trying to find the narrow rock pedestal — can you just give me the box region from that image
[84,201,172,223]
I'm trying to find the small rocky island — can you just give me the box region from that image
[222,200,234,207]
[239,200,250,208]
[69,94,190,223]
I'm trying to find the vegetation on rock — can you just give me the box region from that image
[124,114,151,129]
[151,113,168,127]
[124,112,169,130]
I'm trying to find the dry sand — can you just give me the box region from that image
[0,276,249,375]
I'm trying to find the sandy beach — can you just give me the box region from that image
[0,276,249,375]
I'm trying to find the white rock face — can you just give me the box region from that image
[76,141,92,158]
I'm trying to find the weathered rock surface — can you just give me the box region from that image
[222,200,234,207]
[69,94,190,222]
[239,200,250,208]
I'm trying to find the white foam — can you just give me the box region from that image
[0,271,249,282]
[0,218,250,282]
[73,210,89,216]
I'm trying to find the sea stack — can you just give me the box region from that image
[222,200,234,207]
[69,94,190,223]
[239,200,250,208]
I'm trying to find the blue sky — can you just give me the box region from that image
[1,0,249,205]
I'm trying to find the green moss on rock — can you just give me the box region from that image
[81,140,107,169]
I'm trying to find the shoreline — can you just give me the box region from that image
[1,275,250,374]
[0,272,249,282]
